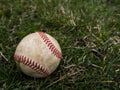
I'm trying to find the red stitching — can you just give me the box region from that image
[14,54,49,77]
[38,32,62,59]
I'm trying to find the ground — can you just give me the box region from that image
[0,0,120,90]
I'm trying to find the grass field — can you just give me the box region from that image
[0,0,120,90]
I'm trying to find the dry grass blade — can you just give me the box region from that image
[0,51,8,61]
[46,72,78,88]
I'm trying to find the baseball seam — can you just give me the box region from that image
[38,32,62,59]
[14,54,50,77]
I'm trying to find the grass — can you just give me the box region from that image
[0,0,120,89]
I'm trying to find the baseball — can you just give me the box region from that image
[14,32,62,78]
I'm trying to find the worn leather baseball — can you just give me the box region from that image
[14,32,62,78]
